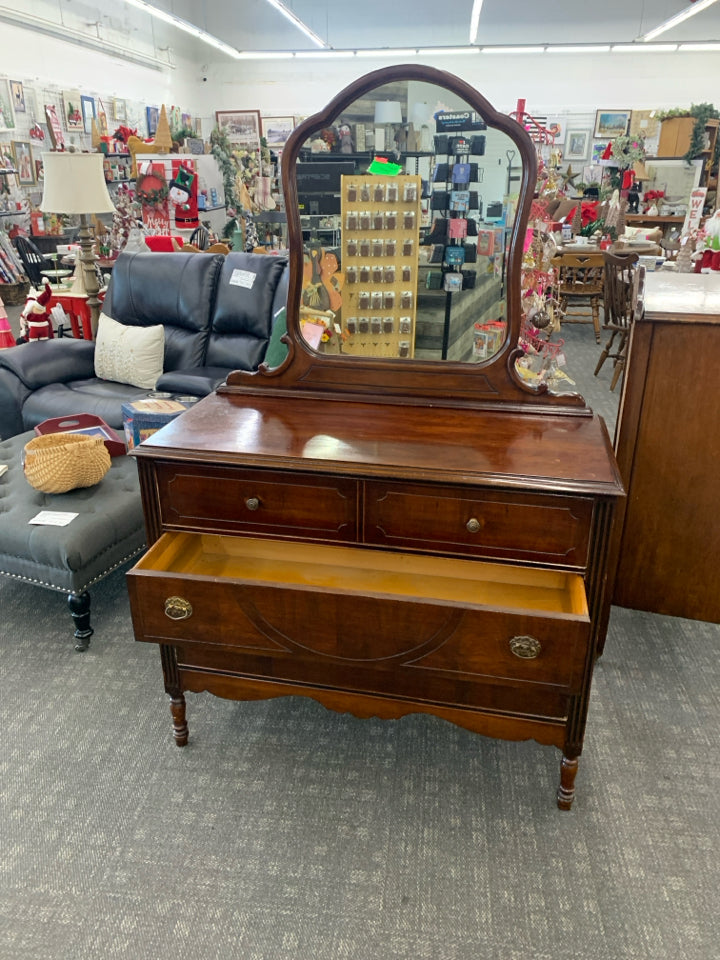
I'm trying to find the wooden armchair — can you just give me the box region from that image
[594,251,640,391]
[550,251,604,342]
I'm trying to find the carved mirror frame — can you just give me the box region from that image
[222,64,584,411]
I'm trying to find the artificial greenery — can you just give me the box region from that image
[170,125,196,146]
[578,217,617,241]
[210,125,239,211]
[610,134,646,167]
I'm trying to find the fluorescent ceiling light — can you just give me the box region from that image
[355,49,418,57]
[264,0,328,48]
[482,46,545,54]
[123,0,241,58]
[469,0,485,44]
[417,47,480,55]
[238,51,295,59]
[546,45,611,53]
[678,41,720,50]
[612,43,678,52]
[640,0,720,41]
[293,50,354,58]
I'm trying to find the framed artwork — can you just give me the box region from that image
[45,104,65,149]
[0,79,16,132]
[113,98,127,122]
[181,112,192,128]
[592,141,610,164]
[35,157,44,182]
[262,116,295,149]
[629,110,660,139]
[63,89,83,130]
[0,142,16,173]
[96,98,109,137]
[546,116,566,145]
[81,95,96,134]
[146,105,159,137]
[12,141,34,185]
[565,130,589,161]
[10,81,25,113]
[215,110,261,147]
[594,109,631,139]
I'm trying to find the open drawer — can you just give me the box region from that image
[127,533,591,704]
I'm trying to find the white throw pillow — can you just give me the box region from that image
[94,312,165,390]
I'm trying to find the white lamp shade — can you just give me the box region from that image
[410,102,430,125]
[40,152,115,215]
[374,100,403,125]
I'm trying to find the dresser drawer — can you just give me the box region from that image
[363,481,593,567]
[155,462,357,542]
[128,533,591,708]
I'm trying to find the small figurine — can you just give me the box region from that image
[627,180,640,214]
[338,123,353,154]
[20,279,54,342]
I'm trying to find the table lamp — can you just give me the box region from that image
[374,100,403,151]
[409,101,431,152]
[40,152,115,337]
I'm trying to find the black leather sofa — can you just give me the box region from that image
[0,250,288,440]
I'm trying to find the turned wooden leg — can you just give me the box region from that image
[170,694,189,746]
[557,754,579,810]
[68,591,93,652]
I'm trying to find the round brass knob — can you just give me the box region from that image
[245,496,261,511]
[466,517,482,534]
[164,596,193,621]
[509,635,542,659]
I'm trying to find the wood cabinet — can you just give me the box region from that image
[610,272,720,623]
[126,64,623,810]
[656,117,719,185]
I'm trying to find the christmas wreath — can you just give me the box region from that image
[136,171,169,205]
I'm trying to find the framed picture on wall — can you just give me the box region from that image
[12,141,34,185]
[215,110,261,147]
[44,104,65,149]
[35,157,44,182]
[565,130,589,161]
[261,116,295,149]
[592,141,610,164]
[113,98,127,122]
[146,105,159,137]
[594,110,631,139]
[0,79,16,132]
[0,142,16,173]
[62,89,83,130]
[81,95,96,134]
[10,81,25,113]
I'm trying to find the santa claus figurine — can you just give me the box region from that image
[20,279,54,342]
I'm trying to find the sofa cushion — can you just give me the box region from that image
[105,251,224,370]
[156,367,230,397]
[205,253,289,370]
[94,313,165,389]
[22,379,151,431]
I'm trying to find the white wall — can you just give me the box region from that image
[202,50,720,118]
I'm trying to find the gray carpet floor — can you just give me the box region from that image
[2,313,719,959]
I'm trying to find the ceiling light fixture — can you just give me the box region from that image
[355,48,418,57]
[612,43,679,52]
[264,0,328,48]
[678,40,720,48]
[545,45,612,53]
[122,0,241,58]
[469,0,485,44]
[639,0,720,42]
[417,47,480,55]
[481,46,546,54]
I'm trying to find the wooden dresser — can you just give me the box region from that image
[126,64,624,809]
[611,271,720,622]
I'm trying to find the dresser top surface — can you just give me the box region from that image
[644,271,720,323]
[135,392,622,496]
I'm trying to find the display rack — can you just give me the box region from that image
[339,173,421,358]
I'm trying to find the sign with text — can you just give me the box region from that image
[684,187,707,234]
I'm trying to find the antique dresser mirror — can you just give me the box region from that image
[223,64,585,410]
[130,65,622,811]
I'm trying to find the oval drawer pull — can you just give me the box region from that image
[509,635,542,659]
[466,517,483,534]
[245,497,261,511]
[164,596,193,621]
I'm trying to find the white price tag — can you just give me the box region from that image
[229,269,256,289]
[29,511,78,526]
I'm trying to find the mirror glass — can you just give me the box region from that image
[291,79,524,365]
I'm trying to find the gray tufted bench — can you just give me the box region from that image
[0,431,145,650]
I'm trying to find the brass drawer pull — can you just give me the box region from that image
[509,635,541,659]
[466,517,482,534]
[164,596,193,621]
[245,496,261,511]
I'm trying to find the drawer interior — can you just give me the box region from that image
[135,533,588,617]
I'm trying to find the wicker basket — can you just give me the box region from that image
[23,433,111,494]
[0,280,31,305]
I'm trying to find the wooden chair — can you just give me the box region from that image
[594,251,640,391]
[551,251,604,342]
